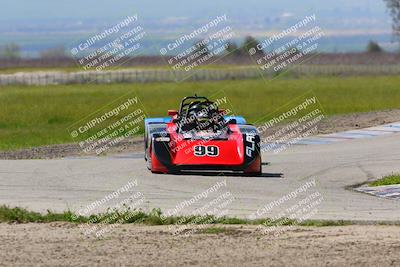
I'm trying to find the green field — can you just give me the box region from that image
[1,76,400,151]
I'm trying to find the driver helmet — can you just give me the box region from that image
[187,104,211,130]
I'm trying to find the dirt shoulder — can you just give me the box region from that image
[0,138,144,160]
[0,223,399,267]
[1,109,399,160]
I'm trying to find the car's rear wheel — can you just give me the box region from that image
[244,156,262,176]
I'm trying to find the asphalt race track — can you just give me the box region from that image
[0,133,399,221]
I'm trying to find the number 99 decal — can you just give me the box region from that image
[194,145,219,157]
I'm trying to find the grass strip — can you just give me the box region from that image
[0,205,372,227]
[369,174,400,187]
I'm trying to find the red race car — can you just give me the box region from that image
[144,95,261,175]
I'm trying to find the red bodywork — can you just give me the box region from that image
[145,96,261,175]
[148,120,261,175]
[168,124,244,166]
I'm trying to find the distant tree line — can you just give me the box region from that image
[0,43,21,59]
[194,36,387,57]
[193,35,270,58]
[0,44,67,59]
[0,37,394,62]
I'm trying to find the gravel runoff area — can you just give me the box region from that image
[1,109,400,160]
[0,223,399,267]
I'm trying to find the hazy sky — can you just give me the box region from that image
[0,0,390,23]
[1,0,394,54]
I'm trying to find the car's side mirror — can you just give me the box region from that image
[168,110,178,116]
[228,119,237,124]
